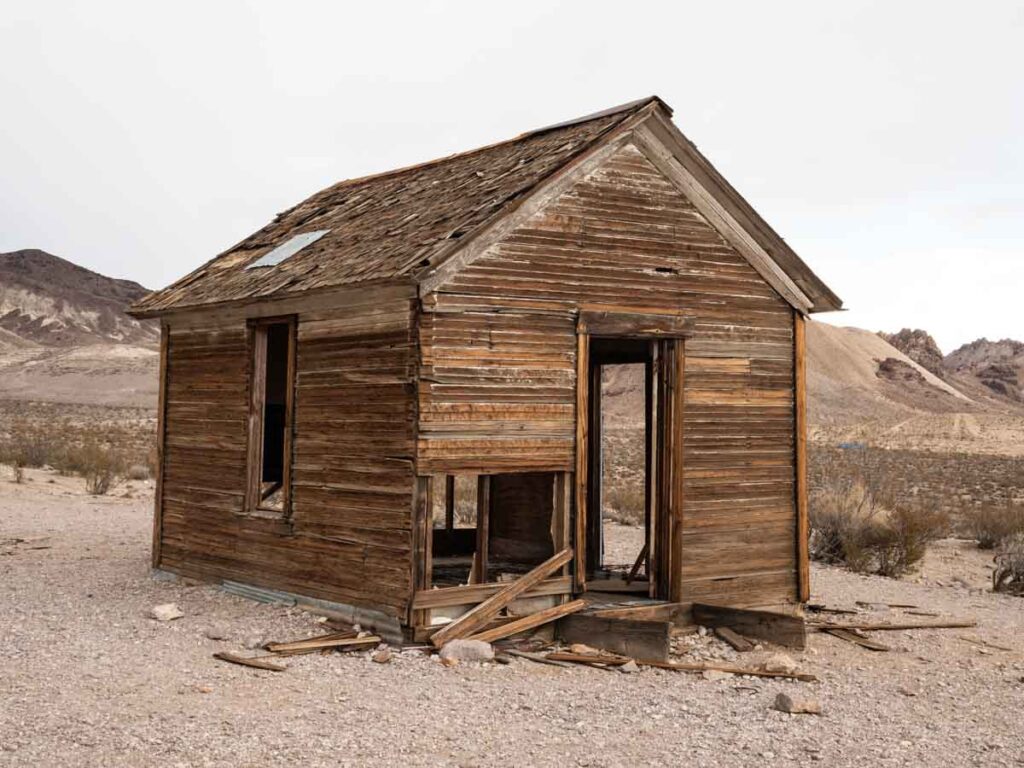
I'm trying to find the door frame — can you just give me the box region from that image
[574,311,691,600]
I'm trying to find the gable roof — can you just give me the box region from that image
[130,96,841,317]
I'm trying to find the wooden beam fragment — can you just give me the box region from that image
[715,626,754,652]
[213,651,286,672]
[810,620,976,632]
[821,627,890,652]
[692,603,807,650]
[265,633,378,655]
[429,548,574,648]
[467,599,587,644]
[557,613,671,662]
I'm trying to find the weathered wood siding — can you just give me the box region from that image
[419,142,797,606]
[159,297,417,616]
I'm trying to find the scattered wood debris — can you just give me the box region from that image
[466,598,586,644]
[810,619,976,632]
[822,627,891,652]
[714,626,754,652]
[692,603,806,650]
[265,632,379,656]
[213,651,286,672]
[429,548,573,648]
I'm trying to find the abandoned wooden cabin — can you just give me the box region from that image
[129,96,842,643]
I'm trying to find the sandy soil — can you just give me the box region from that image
[2,467,1023,768]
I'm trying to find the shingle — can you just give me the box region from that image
[132,99,657,314]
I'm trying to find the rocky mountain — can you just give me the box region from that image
[0,249,158,347]
[945,338,1024,402]
[0,249,159,407]
[879,328,945,376]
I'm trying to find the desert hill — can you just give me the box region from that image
[0,249,159,407]
[0,249,157,347]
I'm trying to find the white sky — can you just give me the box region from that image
[1,1,1021,353]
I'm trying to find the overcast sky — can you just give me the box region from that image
[1,1,1020,352]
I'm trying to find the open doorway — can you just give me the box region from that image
[586,338,653,593]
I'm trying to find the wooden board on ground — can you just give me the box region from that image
[810,619,976,632]
[715,626,754,652]
[557,613,672,662]
[468,599,587,644]
[213,651,286,671]
[430,548,573,648]
[821,627,890,652]
[692,603,806,650]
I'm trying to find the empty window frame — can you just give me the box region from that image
[246,318,296,515]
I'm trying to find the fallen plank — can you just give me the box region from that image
[213,651,286,672]
[692,603,806,650]
[856,601,918,609]
[545,651,631,667]
[430,548,573,648]
[625,542,649,584]
[266,634,378,655]
[505,649,576,668]
[810,620,976,632]
[715,626,754,652]
[636,658,817,682]
[557,613,671,661]
[467,599,587,644]
[821,627,891,652]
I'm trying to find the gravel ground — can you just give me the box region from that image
[2,467,1023,767]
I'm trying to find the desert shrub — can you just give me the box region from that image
[968,501,1024,549]
[604,484,645,525]
[872,501,949,577]
[809,476,883,570]
[0,426,54,468]
[810,473,947,577]
[71,440,126,495]
[993,533,1024,595]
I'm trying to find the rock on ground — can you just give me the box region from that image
[438,639,494,663]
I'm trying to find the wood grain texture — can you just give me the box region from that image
[420,141,799,608]
[795,311,810,602]
[159,297,418,617]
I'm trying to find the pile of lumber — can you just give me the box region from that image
[429,548,586,648]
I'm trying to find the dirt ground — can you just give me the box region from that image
[2,467,1023,768]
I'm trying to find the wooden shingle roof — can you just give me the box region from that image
[131,99,660,316]
[131,96,842,317]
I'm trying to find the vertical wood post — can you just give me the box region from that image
[794,312,810,602]
[473,475,491,584]
[410,475,434,626]
[669,340,686,603]
[574,331,590,592]
[152,322,169,568]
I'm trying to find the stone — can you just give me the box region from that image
[763,653,799,674]
[439,639,494,663]
[149,603,184,622]
[773,692,822,715]
[618,660,640,673]
[372,648,392,664]
[569,643,600,655]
